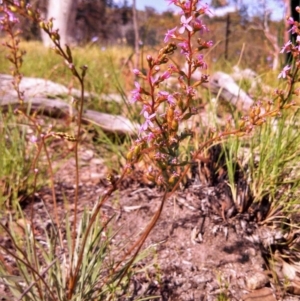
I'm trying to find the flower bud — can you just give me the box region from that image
[166,106,174,124]
[238,120,246,129]
[254,118,265,126]
[268,110,280,117]
[168,175,177,185]
[27,8,34,17]
[64,45,72,61]
[133,144,141,157]
[80,65,88,78]
[171,120,178,132]
[53,31,60,41]
[146,173,155,182]
[249,108,256,119]
[39,21,47,30]
[8,5,18,12]
[265,101,272,112]
[126,149,135,161]
[253,105,261,116]
[48,19,53,30]
[133,68,140,75]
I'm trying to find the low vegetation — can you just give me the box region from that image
[1,0,300,300]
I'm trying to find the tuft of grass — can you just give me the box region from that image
[218,105,300,220]
[0,201,156,301]
[0,109,37,209]
[0,41,134,113]
[248,108,300,206]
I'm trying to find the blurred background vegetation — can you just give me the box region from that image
[0,0,291,74]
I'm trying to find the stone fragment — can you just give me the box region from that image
[242,287,276,301]
[245,271,269,290]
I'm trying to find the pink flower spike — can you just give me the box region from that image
[164,27,177,43]
[179,15,193,34]
[278,65,291,79]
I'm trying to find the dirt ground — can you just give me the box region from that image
[1,139,300,301]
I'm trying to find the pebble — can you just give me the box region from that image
[81,149,94,161]
[245,271,269,290]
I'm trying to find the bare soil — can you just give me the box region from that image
[1,136,299,301]
[1,70,299,301]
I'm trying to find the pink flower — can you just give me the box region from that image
[193,19,208,33]
[198,3,213,16]
[161,70,171,80]
[145,132,155,141]
[186,86,196,96]
[158,91,176,105]
[278,65,291,79]
[167,94,176,105]
[178,41,189,55]
[140,111,156,132]
[131,82,143,103]
[168,64,179,73]
[132,68,140,75]
[194,54,207,69]
[29,135,38,143]
[178,15,193,34]
[164,27,177,43]
[280,40,292,53]
[202,40,213,48]
[287,17,294,25]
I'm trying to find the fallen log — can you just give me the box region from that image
[0,96,137,136]
[0,70,256,136]
[0,74,137,136]
[202,71,254,111]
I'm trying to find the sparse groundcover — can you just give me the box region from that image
[1,1,300,301]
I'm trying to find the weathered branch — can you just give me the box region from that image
[0,73,137,136]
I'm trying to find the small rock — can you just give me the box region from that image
[242,287,276,301]
[90,172,103,180]
[91,158,104,165]
[245,247,257,257]
[245,271,269,290]
[81,149,94,161]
